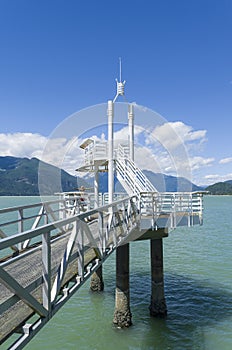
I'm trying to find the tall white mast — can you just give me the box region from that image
[108,58,134,202]
[128,103,134,161]
[107,100,114,204]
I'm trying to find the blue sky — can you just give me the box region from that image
[0,0,232,185]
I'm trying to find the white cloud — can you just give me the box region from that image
[219,157,232,164]
[189,156,215,171]
[0,122,215,185]
[146,121,207,152]
[0,133,84,175]
[114,125,143,142]
[112,125,187,177]
[134,146,162,173]
[204,173,232,183]
[40,136,85,175]
[0,133,48,158]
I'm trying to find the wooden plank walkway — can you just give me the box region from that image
[0,196,139,348]
[0,225,98,344]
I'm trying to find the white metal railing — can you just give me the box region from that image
[0,196,138,349]
[139,192,203,228]
[0,192,132,258]
[83,141,130,166]
[116,143,130,159]
[60,191,128,212]
[84,140,108,165]
[115,144,157,196]
[0,198,67,254]
[0,190,203,259]
[0,193,130,257]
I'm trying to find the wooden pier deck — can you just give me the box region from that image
[0,224,98,344]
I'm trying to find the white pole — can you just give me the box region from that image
[94,165,99,209]
[128,104,134,161]
[108,100,114,204]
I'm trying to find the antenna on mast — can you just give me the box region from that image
[113,57,126,102]
[119,57,122,82]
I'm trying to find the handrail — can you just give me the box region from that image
[0,195,137,250]
[139,191,203,228]
[0,195,138,349]
[115,144,157,196]
[0,198,61,215]
[0,198,72,253]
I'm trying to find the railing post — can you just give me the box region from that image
[63,199,67,220]
[44,205,48,225]
[17,209,23,251]
[152,193,155,230]
[90,195,104,292]
[173,193,176,228]
[77,221,84,281]
[42,230,51,314]
[98,210,104,254]
[94,165,99,209]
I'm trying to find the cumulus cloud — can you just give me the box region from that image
[114,125,142,141]
[145,121,207,151]
[0,133,83,175]
[189,156,215,171]
[40,136,85,175]
[219,157,232,164]
[0,133,48,158]
[0,121,211,183]
[204,173,232,183]
[134,145,163,173]
[111,125,185,176]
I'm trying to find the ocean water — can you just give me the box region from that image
[1,196,232,350]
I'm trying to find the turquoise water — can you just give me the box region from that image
[1,196,232,349]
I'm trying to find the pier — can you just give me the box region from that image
[0,71,203,349]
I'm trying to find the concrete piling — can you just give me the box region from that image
[149,238,167,317]
[90,265,104,292]
[113,243,132,327]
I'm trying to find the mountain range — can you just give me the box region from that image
[205,180,232,195]
[0,156,89,196]
[0,156,231,196]
[83,170,203,193]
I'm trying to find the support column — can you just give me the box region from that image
[107,100,114,205]
[113,243,132,327]
[90,265,104,291]
[128,104,134,161]
[149,238,167,317]
[94,165,99,209]
[90,165,104,292]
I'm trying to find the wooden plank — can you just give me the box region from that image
[0,208,136,345]
[0,231,97,344]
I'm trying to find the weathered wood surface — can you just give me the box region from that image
[0,224,98,344]
[0,209,136,345]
